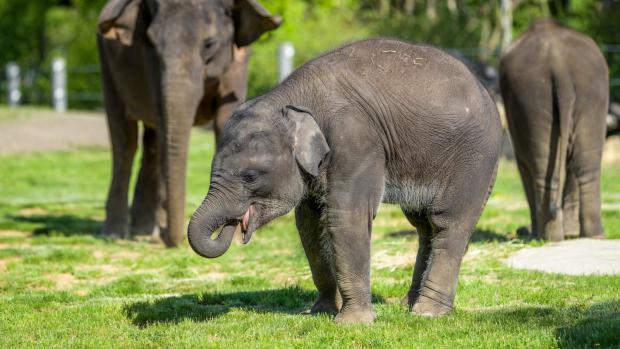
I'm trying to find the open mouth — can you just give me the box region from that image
[240,204,254,244]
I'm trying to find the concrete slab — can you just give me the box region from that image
[505,239,620,275]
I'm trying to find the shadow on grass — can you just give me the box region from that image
[387,228,509,243]
[6,214,102,237]
[470,229,510,243]
[124,286,386,328]
[555,302,620,348]
[465,301,620,348]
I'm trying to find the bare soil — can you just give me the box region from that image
[0,110,109,154]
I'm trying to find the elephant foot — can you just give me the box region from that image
[516,226,537,240]
[411,295,452,317]
[334,306,375,324]
[582,232,605,240]
[130,219,156,237]
[310,298,340,315]
[101,221,129,239]
[147,226,164,244]
[400,290,416,308]
[564,229,580,239]
[158,227,182,248]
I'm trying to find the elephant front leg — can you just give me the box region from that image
[296,197,341,315]
[131,125,162,238]
[100,85,137,238]
[329,209,375,324]
[326,175,384,324]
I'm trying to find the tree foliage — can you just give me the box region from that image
[0,0,618,108]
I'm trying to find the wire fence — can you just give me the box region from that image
[0,44,619,111]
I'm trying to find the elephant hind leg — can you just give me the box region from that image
[296,196,341,315]
[562,164,580,238]
[401,209,432,309]
[410,214,472,316]
[571,132,604,238]
[131,125,162,238]
[515,156,538,238]
[577,168,604,238]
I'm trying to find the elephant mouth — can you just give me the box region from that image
[240,204,255,244]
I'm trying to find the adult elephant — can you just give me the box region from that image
[97,0,281,246]
[499,20,609,241]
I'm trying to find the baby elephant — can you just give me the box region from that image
[188,39,502,323]
[500,21,609,241]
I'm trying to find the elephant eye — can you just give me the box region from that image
[242,170,262,184]
[201,38,219,63]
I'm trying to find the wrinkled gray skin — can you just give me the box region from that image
[97,0,280,246]
[188,39,502,323]
[500,21,609,241]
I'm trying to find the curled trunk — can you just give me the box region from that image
[187,198,236,258]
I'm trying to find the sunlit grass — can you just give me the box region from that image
[0,111,619,347]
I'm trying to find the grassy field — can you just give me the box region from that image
[1,115,619,348]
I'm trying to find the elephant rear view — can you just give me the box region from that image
[500,21,609,241]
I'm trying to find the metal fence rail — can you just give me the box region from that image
[1,44,619,110]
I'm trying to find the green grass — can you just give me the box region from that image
[1,112,620,348]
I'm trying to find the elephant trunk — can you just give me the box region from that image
[187,194,237,258]
[158,70,203,247]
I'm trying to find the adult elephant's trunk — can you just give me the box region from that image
[158,70,203,247]
[187,195,236,258]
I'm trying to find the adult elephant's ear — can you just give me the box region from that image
[284,106,330,177]
[98,0,142,46]
[233,0,282,47]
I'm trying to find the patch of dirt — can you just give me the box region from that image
[171,272,228,283]
[111,251,141,260]
[18,208,48,216]
[373,250,415,271]
[0,230,31,238]
[51,273,77,290]
[0,257,20,272]
[0,242,30,249]
[603,135,620,165]
[0,111,109,154]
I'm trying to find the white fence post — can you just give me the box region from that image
[52,57,67,113]
[6,62,21,107]
[278,42,295,83]
[500,0,512,53]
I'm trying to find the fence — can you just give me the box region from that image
[1,44,619,111]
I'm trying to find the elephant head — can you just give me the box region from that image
[188,103,330,258]
[99,0,281,92]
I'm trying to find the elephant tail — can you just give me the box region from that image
[549,65,575,219]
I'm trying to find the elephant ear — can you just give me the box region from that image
[233,0,282,47]
[98,0,142,46]
[284,105,330,177]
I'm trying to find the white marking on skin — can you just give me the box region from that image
[399,52,411,62]
[382,50,396,53]
[465,107,470,113]
[413,58,424,65]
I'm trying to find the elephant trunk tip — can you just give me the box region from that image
[187,210,237,259]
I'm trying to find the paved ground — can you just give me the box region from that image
[505,239,620,275]
[0,109,109,154]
